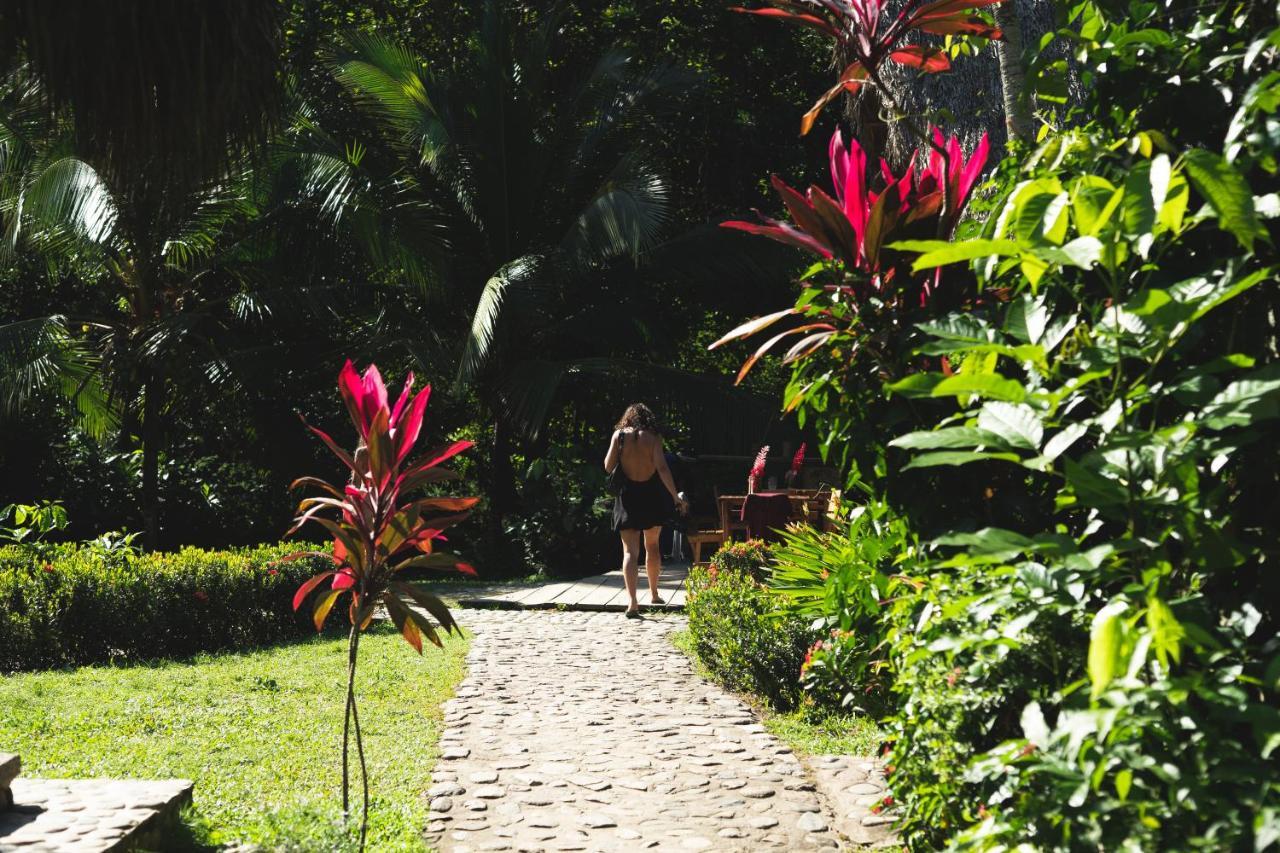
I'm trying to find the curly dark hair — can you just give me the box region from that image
[615,403,661,434]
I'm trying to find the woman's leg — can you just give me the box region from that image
[643,526,664,603]
[620,529,641,613]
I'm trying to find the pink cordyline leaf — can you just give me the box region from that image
[790,443,807,475]
[390,372,414,427]
[394,385,432,463]
[750,445,770,482]
[293,571,337,611]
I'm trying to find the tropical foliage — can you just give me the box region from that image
[714,0,1280,847]
[287,361,476,846]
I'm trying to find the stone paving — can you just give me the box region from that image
[424,608,845,851]
[0,778,192,851]
[805,756,898,848]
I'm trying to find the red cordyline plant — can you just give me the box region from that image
[787,442,807,485]
[731,0,1003,136]
[749,445,771,491]
[284,360,477,849]
[715,126,989,382]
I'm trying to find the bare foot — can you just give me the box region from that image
[650,592,666,605]
[624,608,642,619]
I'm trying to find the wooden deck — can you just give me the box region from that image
[455,563,689,611]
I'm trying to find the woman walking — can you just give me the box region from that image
[604,403,688,617]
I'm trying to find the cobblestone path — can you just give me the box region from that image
[425,609,844,852]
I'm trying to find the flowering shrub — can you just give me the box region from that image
[685,540,816,709]
[799,628,888,712]
[0,541,327,671]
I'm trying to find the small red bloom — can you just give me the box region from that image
[1019,743,1037,758]
[42,563,55,573]
[267,569,278,576]
[194,590,209,603]
[882,795,894,807]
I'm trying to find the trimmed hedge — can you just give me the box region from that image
[0,542,332,672]
[685,540,817,710]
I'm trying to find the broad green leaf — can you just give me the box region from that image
[931,373,1027,402]
[1188,266,1274,322]
[1159,175,1190,232]
[1201,363,1280,429]
[1184,148,1267,250]
[1043,423,1088,461]
[1146,594,1184,666]
[1149,154,1172,213]
[1064,458,1128,507]
[917,314,995,344]
[1122,160,1157,238]
[977,402,1044,450]
[1021,701,1050,745]
[1014,189,1069,244]
[1070,175,1120,237]
[935,527,1034,553]
[1088,600,1127,699]
[903,450,1023,469]
[1006,294,1049,344]
[1030,236,1103,269]
[886,373,944,397]
[889,426,1011,450]
[1115,769,1133,802]
[893,238,1021,272]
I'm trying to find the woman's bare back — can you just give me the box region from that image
[617,429,660,480]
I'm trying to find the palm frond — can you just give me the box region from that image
[4,155,118,261]
[457,255,545,387]
[562,162,668,263]
[0,315,117,438]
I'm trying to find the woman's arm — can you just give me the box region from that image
[603,430,622,472]
[653,438,689,513]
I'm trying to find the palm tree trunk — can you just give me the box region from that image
[995,1,1035,145]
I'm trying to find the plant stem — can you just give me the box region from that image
[342,623,358,821]
[351,660,369,850]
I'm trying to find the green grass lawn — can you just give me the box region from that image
[0,622,468,851]
[669,628,882,757]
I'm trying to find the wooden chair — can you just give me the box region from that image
[716,493,750,541]
[686,529,725,564]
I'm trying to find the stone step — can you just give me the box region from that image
[0,778,193,851]
[0,753,18,812]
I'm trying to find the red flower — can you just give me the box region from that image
[1019,743,1037,758]
[267,569,278,576]
[42,563,55,573]
[789,443,807,477]
[882,795,895,807]
[194,590,209,603]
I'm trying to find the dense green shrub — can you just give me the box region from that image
[715,0,1280,845]
[770,499,915,713]
[685,540,816,709]
[0,542,331,671]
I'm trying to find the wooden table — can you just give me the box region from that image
[717,492,815,541]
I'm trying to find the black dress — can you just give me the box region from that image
[611,433,673,532]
